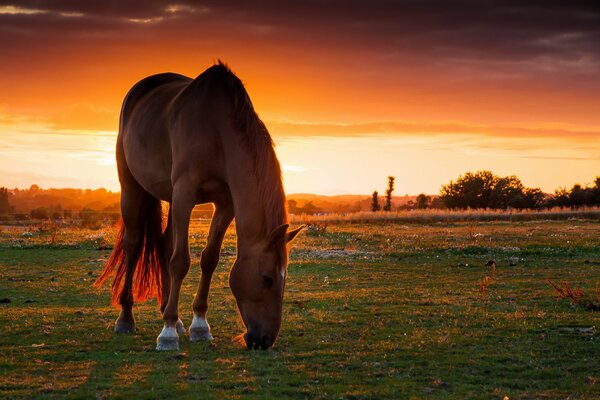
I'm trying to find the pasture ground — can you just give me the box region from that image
[0,219,599,399]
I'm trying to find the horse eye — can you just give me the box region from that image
[262,275,274,288]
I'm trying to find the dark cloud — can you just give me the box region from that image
[1,1,599,67]
[1,0,599,126]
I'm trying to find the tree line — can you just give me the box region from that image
[439,171,600,210]
[1,171,599,221]
[370,171,600,211]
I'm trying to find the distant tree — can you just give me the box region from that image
[521,188,546,209]
[429,196,443,209]
[568,184,593,208]
[299,201,321,215]
[594,177,600,205]
[287,199,299,214]
[439,171,496,209]
[552,187,570,208]
[547,178,600,208]
[383,176,395,211]
[490,175,524,209]
[440,170,544,210]
[371,191,381,212]
[416,193,431,209]
[0,187,10,215]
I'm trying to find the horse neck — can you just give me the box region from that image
[224,141,286,249]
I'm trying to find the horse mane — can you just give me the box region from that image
[212,61,288,233]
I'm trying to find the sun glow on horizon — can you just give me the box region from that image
[2,112,598,195]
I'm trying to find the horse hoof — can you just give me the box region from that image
[189,328,213,342]
[156,337,179,351]
[176,319,186,335]
[114,319,135,334]
[189,315,213,342]
[156,326,179,351]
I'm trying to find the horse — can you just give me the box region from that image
[95,61,303,351]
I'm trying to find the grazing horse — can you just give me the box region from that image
[95,62,303,350]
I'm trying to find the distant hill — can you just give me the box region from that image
[2,186,429,215]
[7,185,120,213]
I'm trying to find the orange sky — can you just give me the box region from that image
[1,2,599,195]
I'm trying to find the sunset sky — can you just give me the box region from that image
[1,1,599,195]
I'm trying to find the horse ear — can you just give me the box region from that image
[285,225,305,244]
[268,224,289,246]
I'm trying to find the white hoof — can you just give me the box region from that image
[189,314,213,342]
[190,329,213,342]
[176,319,186,335]
[156,326,179,351]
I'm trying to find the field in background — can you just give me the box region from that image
[1,219,599,399]
[290,206,600,224]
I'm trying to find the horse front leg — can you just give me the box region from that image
[156,188,194,351]
[190,201,234,342]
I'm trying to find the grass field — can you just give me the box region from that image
[1,219,599,399]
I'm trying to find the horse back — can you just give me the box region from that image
[120,73,190,133]
[119,73,192,200]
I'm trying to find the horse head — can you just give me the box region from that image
[229,224,303,349]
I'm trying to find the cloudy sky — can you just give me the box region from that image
[1,1,599,194]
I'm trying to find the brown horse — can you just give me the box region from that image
[95,61,303,350]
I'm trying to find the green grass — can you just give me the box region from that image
[1,220,599,399]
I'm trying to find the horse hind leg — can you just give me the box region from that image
[156,187,194,350]
[114,189,144,333]
[160,206,186,336]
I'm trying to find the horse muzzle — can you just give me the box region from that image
[244,330,273,350]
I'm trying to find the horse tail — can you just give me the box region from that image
[131,193,166,305]
[94,73,181,308]
[94,193,166,307]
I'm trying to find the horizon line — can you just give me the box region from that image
[4,185,438,198]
